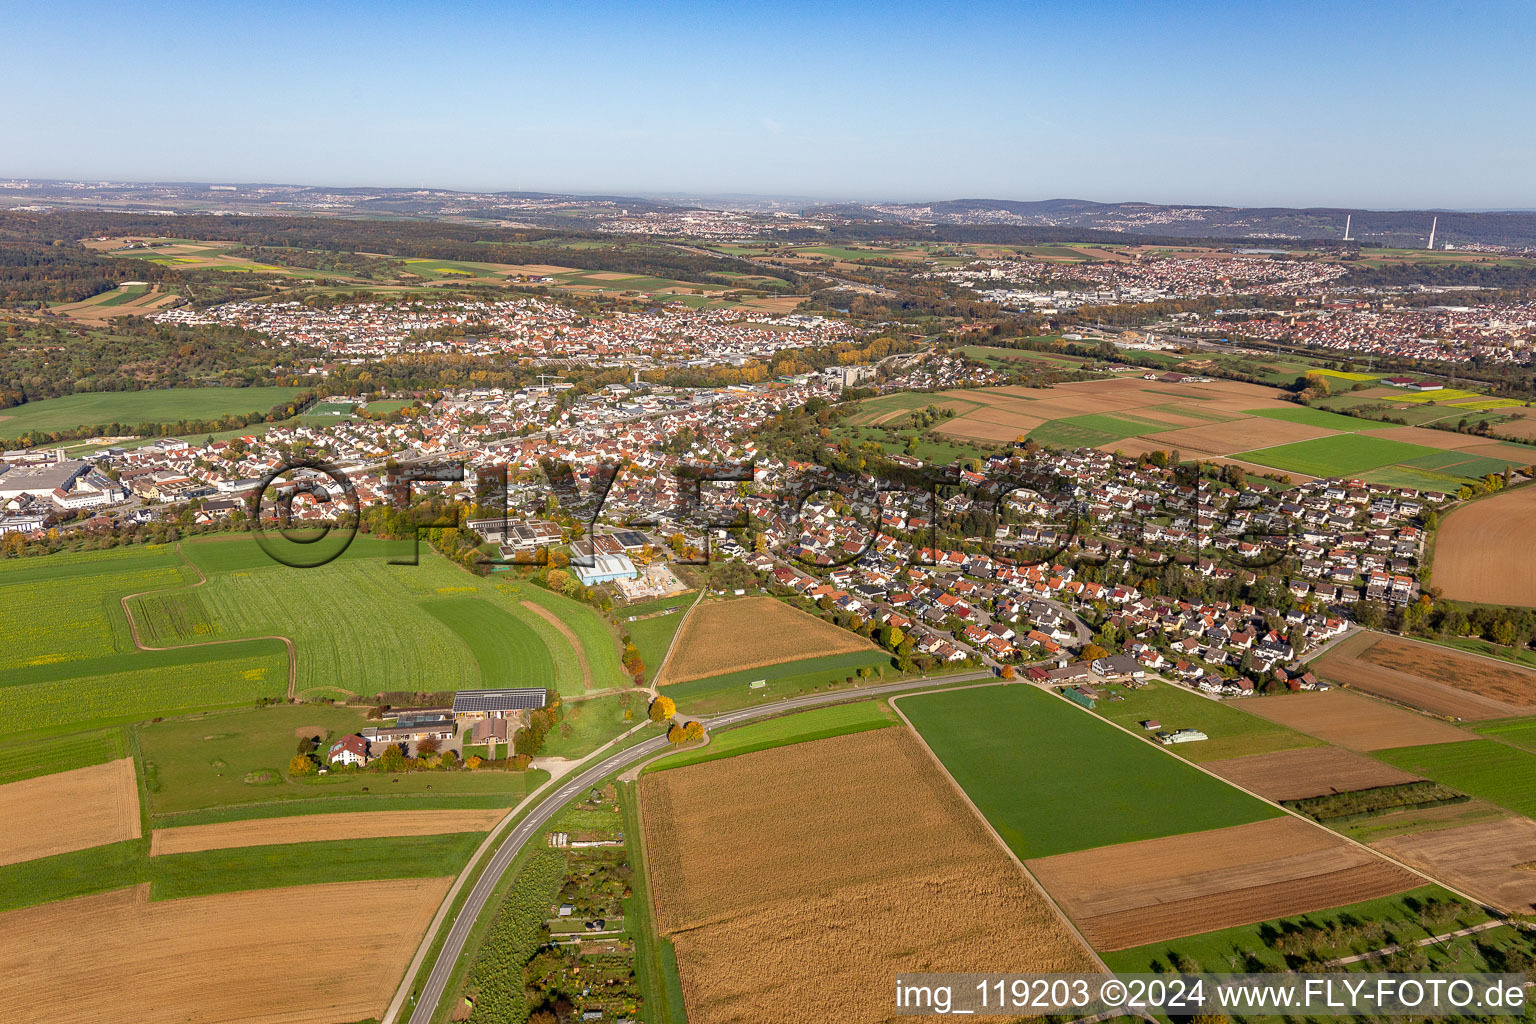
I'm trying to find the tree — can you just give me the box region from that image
[1081,643,1109,662]
[377,744,407,772]
[288,754,317,777]
[649,694,677,722]
[999,665,1016,680]
[667,723,686,745]
[417,736,441,757]
[683,720,705,742]
[465,755,483,770]
[882,624,905,651]
[440,749,458,768]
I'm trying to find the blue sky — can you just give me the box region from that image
[5,0,1534,207]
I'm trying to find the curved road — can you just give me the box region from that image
[401,669,992,1024]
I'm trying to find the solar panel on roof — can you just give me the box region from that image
[452,688,548,712]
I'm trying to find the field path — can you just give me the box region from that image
[119,542,298,700]
[649,583,707,690]
[520,599,593,690]
[1326,919,1505,965]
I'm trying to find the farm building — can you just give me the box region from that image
[367,712,456,745]
[1156,729,1209,745]
[453,688,548,722]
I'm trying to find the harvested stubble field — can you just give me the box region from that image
[656,596,875,686]
[0,876,451,1024]
[0,758,140,867]
[1433,485,1536,607]
[149,807,506,856]
[1313,632,1535,717]
[1372,816,1536,915]
[1204,745,1421,802]
[1024,817,1420,951]
[640,729,1095,1024]
[1240,691,1472,750]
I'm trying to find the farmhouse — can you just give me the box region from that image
[328,734,369,767]
[367,711,456,745]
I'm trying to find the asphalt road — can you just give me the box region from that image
[402,668,993,1024]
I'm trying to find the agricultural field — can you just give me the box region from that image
[1239,690,1472,750]
[0,386,307,438]
[1204,745,1421,802]
[1091,680,1324,761]
[1375,739,1536,819]
[641,728,1095,1024]
[0,758,140,866]
[1312,631,1536,718]
[656,596,876,685]
[0,726,128,785]
[1372,816,1536,914]
[620,597,691,683]
[0,546,289,735]
[647,699,896,772]
[46,282,178,321]
[0,877,451,1024]
[1101,884,1494,975]
[149,807,506,856]
[863,375,1536,490]
[662,648,896,716]
[1433,484,1536,606]
[896,685,1280,859]
[129,536,624,699]
[1025,816,1419,950]
[1477,716,1536,751]
[137,704,547,825]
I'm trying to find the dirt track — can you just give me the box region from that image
[0,758,140,866]
[149,808,506,856]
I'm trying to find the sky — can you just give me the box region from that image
[6,0,1536,208]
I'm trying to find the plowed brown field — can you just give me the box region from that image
[641,728,1095,1023]
[1204,746,1422,801]
[1241,690,1472,750]
[0,758,140,866]
[1373,816,1536,914]
[1313,632,1534,716]
[657,596,876,685]
[1025,817,1419,950]
[1434,486,1536,607]
[149,808,506,856]
[0,877,451,1024]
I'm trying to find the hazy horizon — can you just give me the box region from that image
[8,0,1536,208]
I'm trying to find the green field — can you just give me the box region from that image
[538,692,648,759]
[93,283,149,306]
[0,727,129,785]
[0,386,308,438]
[648,699,896,772]
[1234,433,1448,479]
[1092,681,1324,762]
[897,685,1281,859]
[1244,406,1381,431]
[1374,740,1536,818]
[1101,885,1490,974]
[1474,717,1536,752]
[0,546,289,735]
[621,598,691,683]
[126,537,623,699]
[664,649,898,716]
[0,831,485,913]
[138,703,547,824]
